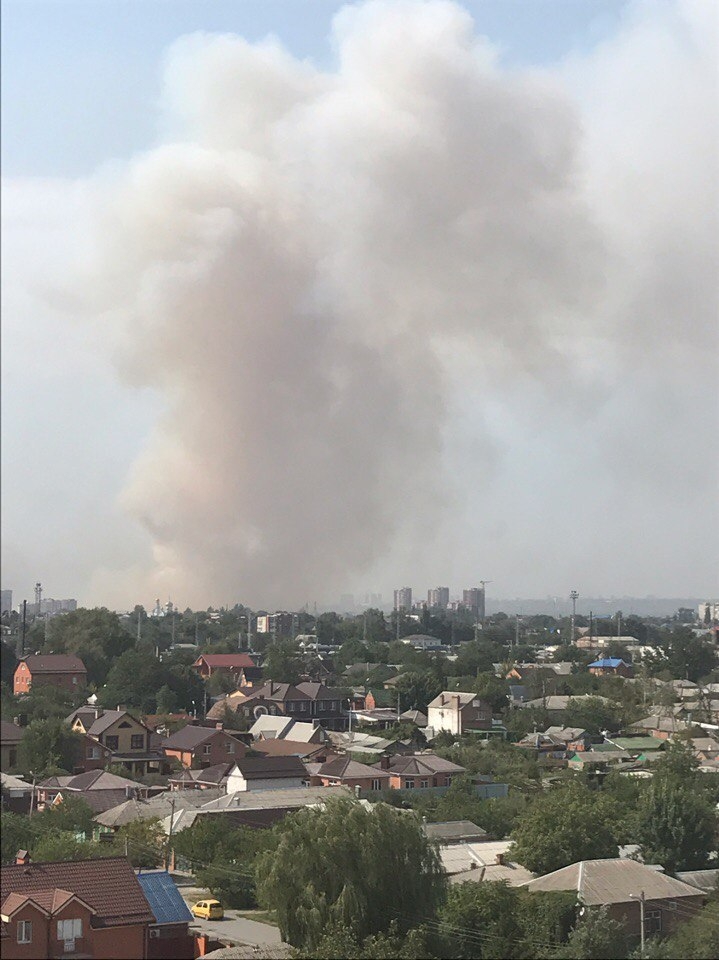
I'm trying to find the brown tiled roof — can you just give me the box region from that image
[169,763,232,785]
[87,710,151,737]
[376,754,466,776]
[0,857,155,927]
[162,725,224,751]
[194,654,256,668]
[317,757,389,781]
[251,740,327,760]
[18,654,87,674]
[231,756,307,779]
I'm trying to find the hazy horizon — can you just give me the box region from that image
[2,0,717,610]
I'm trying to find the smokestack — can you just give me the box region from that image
[380,755,390,770]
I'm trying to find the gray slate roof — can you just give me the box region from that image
[523,859,705,904]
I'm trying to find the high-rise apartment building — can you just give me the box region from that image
[463,587,485,621]
[427,587,450,610]
[394,587,413,612]
[256,612,295,637]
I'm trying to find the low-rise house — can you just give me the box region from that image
[427,692,493,736]
[250,739,329,762]
[168,763,232,791]
[0,772,33,813]
[36,769,150,815]
[231,682,349,731]
[675,870,719,895]
[400,634,443,651]
[13,654,87,696]
[628,714,697,741]
[515,732,568,758]
[423,820,488,845]
[249,715,327,743]
[67,708,165,777]
[0,853,156,959]
[523,859,705,940]
[309,757,390,791]
[227,756,307,792]
[441,839,535,886]
[588,658,633,678]
[162,723,246,770]
[93,789,225,836]
[544,726,592,752]
[350,707,400,728]
[0,720,25,771]
[191,653,258,685]
[135,871,194,959]
[400,709,428,727]
[374,754,465,789]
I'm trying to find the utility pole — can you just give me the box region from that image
[21,600,27,657]
[514,615,520,649]
[165,798,176,871]
[570,590,579,643]
[28,772,37,818]
[630,890,645,955]
[617,610,622,639]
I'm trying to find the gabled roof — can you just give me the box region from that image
[230,756,307,780]
[193,654,256,669]
[168,763,232,785]
[588,658,629,668]
[16,654,86,675]
[1,857,155,927]
[427,691,479,709]
[162,724,230,751]
[544,726,589,742]
[423,820,488,843]
[39,769,139,792]
[0,720,25,745]
[136,871,193,925]
[376,754,465,776]
[523,859,704,904]
[251,739,327,760]
[316,757,389,780]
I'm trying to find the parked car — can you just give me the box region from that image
[191,899,224,920]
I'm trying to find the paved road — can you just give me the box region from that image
[180,887,285,948]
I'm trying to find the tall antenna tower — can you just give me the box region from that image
[35,582,43,615]
[570,590,579,643]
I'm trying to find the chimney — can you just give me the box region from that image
[496,852,506,865]
[15,850,30,865]
[380,755,390,770]
[13,716,20,726]
[440,693,445,706]
[215,722,224,731]
[354,784,361,798]
[125,785,135,799]
[117,704,127,712]
[95,708,103,719]
[269,681,274,695]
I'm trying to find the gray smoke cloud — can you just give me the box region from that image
[15,0,715,608]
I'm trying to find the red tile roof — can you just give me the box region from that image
[0,857,155,928]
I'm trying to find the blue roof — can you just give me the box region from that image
[588,658,627,668]
[136,871,193,925]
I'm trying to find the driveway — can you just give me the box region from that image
[180,887,285,948]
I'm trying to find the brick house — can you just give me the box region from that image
[67,708,165,777]
[13,655,87,696]
[191,653,258,684]
[233,681,349,731]
[523,859,705,940]
[35,769,147,814]
[309,756,390,791]
[373,754,466,789]
[227,756,308,792]
[135,871,194,960]
[427,692,493,736]
[0,853,156,959]
[162,723,246,769]
[0,720,25,771]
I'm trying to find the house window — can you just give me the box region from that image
[105,736,119,751]
[286,702,294,712]
[58,919,83,940]
[371,779,381,790]
[227,742,235,754]
[203,744,212,755]
[405,779,415,789]
[118,721,132,729]
[72,676,78,685]
[645,911,662,936]
[87,746,100,759]
[130,735,145,750]
[17,921,32,944]
[420,779,429,789]
[299,702,308,712]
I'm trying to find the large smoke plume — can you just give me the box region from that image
[10,0,715,608]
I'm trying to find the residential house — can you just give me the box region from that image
[0,772,33,813]
[67,708,165,777]
[427,691,493,736]
[515,732,568,758]
[135,871,194,960]
[0,853,156,959]
[523,859,705,939]
[373,753,465,790]
[162,723,246,770]
[35,769,150,815]
[543,726,592,752]
[588,658,633,678]
[400,634,443,651]
[0,720,25,771]
[232,682,348,731]
[227,756,308,792]
[309,757,390,791]
[628,714,697,741]
[423,821,488,845]
[167,763,232,791]
[250,739,330,762]
[93,790,226,836]
[400,709,428,727]
[191,654,259,686]
[13,654,87,696]
[248,715,327,743]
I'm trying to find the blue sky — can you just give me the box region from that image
[2,0,629,177]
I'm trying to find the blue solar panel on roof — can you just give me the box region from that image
[137,871,193,925]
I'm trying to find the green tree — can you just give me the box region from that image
[112,818,165,868]
[395,670,443,712]
[155,684,179,714]
[473,673,510,712]
[564,696,622,735]
[663,629,716,682]
[641,898,719,960]
[553,906,629,959]
[99,649,165,712]
[16,717,85,777]
[635,744,716,872]
[0,811,33,862]
[262,640,303,684]
[440,880,522,958]
[31,831,101,863]
[33,794,95,839]
[1,641,18,687]
[42,607,135,685]
[298,921,432,959]
[510,784,621,875]
[256,798,445,949]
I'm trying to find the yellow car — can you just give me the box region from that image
[191,899,224,920]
